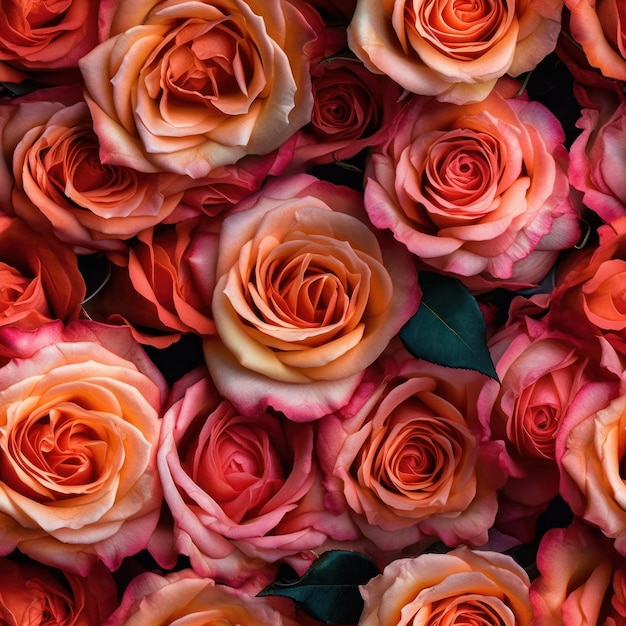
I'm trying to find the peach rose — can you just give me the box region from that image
[0,558,117,625]
[556,374,626,555]
[569,96,626,223]
[477,315,616,542]
[79,0,322,178]
[0,94,185,252]
[86,217,218,346]
[104,569,297,626]
[158,365,348,586]
[0,214,85,333]
[531,520,626,625]
[364,85,580,291]
[358,546,533,625]
[202,173,420,422]
[0,0,98,71]
[565,0,626,80]
[0,320,167,574]
[347,0,563,104]
[318,349,508,551]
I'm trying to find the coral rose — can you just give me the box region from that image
[318,349,508,551]
[0,94,185,252]
[79,0,322,178]
[0,558,117,625]
[364,85,580,291]
[358,546,533,625]
[104,569,297,626]
[531,520,626,625]
[202,173,420,422]
[565,0,626,80]
[0,320,166,574]
[158,365,346,586]
[347,0,563,104]
[0,214,85,333]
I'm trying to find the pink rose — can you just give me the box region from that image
[79,0,322,178]
[0,214,85,333]
[358,546,533,625]
[105,569,297,626]
[364,85,580,291]
[347,0,563,103]
[0,94,185,252]
[0,558,117,625]
[203,173,420,422]
[0,320,166,574]
[158,365,344,586]
[564,0,626,80]
[477,314,617,542]
[531,520,626,625]
[318,348,507,551]
[569,96,626,223]
[0,0,98,71]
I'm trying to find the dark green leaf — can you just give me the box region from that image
[400,272,498,381]
[257,550,380,624]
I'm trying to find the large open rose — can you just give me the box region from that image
[347,0,563,103]
[0,321,166,574]
[364,84,580,291]
[203,174,420,422]
[79,0,322,178]
[358,546,533,625]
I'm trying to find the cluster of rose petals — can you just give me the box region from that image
[358,546,533,625]
[348,0,563,104]
[569,94,626,223]
[319,349,507,551]
[203,173,420,422]
[0,214,85,333]
[530,520,626,625]
[79,0,323,178]
[364,83,580,291]
[158,365,349,586]
[104,569,298,626]
[0,558,117,625]
[0,94,185,252]
[0,320,166,575]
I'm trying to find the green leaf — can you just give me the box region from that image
[257,550,380,624]
[399,272,498,381]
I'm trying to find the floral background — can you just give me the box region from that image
[0,0,625,624]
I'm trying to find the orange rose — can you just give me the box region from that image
[79,0,322,178]
[347,0,563,103]
[0,321,166,574]
[358,546,533,625]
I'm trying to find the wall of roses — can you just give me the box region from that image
[0,0,625,624]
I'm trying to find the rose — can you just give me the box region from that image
[289,55,405,168]
[0,93,185,252]
[347,0,563,104]
[104,569,297,626]
[0,0,98,72]
[358,545,533,625]
[86,217,218,346]
[158,365,349,586]
[556,373,626,555]
[477,314,616,542]
[0,214,85,334]
[78,0,322,178]
[363,84,580,292]
[318,349,507,551]
[530,520,626,625]
[569,95,626,223]
[202,173,420,422]
[0,320,166,574]
[564,0,626,81]
[0,558,117,625]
